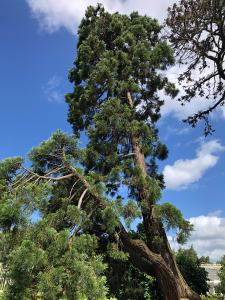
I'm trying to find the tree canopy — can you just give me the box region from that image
[176,247,209,295]
[166,0,225,135]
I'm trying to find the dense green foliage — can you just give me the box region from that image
[176,248,209,295]
[0,133,111,299]
[106,258,158,300]
[66,4,191,244]
[67,5,177,134]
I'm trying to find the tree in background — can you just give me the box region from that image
[66,5,198,300]
[176,247,209,295]
[199,256,210,264]
[166,0,225,135]
[217,255,225,294]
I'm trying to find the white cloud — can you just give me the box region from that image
[163,140,224,190]
[26,0,176,33]
[42,75,63,103]
[160,63,225,120]
[169,212,225,262]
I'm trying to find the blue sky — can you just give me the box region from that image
[1,0,225,261]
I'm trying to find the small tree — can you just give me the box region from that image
[166,0,225,135]
[176,247,209,295]
[106,258,158,300]
[199,256,210,264]
[217,255,225,295]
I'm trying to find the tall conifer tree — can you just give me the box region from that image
[66,5,200,300]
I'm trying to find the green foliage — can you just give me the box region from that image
[29,130,80,172]
[201,296,224,300]
[0,157,23,182]
[4,222,108,299]
[0,130,155,299]
[158,203,193,244]
[66,4,177,201]
[102,206,120,234]
[199,256,210,264]
[121,199,141,229]
[217,255,225,294]
[106,258,158,300]
[0,133,110,299]
[176,247,209,295]
[107,243,129,261]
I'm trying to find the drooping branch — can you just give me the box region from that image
[184,91,225,135]
[20,166,72,182]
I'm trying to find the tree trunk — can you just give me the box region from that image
[119,227,200,300]
[126,92,200,300]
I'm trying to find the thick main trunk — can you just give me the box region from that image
[119,228,200,300]
[126,92,200,300]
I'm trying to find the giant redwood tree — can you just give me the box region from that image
[66,5,199,300]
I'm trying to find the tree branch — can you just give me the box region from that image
[77,188,88,209]
[22,167,73,181]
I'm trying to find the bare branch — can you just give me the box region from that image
[22,167,73,181]
[77,188,88,209]
[69,179,80,199]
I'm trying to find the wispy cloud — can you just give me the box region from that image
[169,211,225,262]
[42,76,64,103]
[163,140,224,190]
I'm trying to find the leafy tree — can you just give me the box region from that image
[217,255,225,294]
[0,133,110,300]
[66,5,199,300]
[176,247,209,295]
[166,0,225,135]
[106,258,158,300]
[199,256,210,264]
